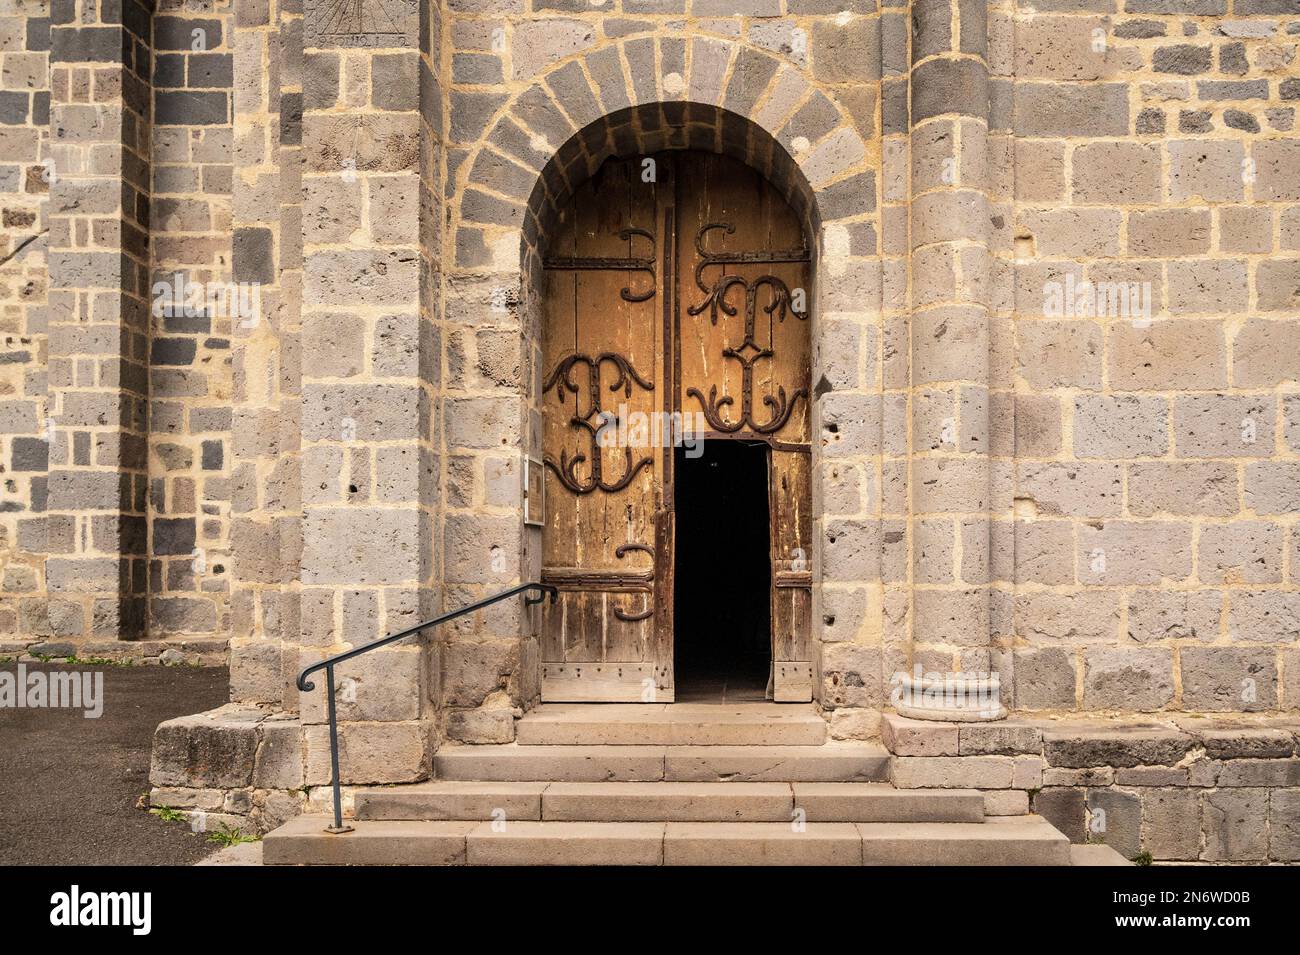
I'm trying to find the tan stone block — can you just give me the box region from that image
[1256,258,1300,312]
[302,311,365,378]
[1015,394,1063,457]
[1128,462,1238,517]
[1108,320,1226,390]
[304,248,419,307]
[302,507,422,586]
[1128,208,1211,256]
[912,457,989,513]
[910,119,957,195]
[299,646,423,724]
[1219,206,1273,254]
[1017,320,1103,389]
[821,642,883,708]
[912,588,989,645]
[304,720,429,786]
[1071,142,1161,204]
[1233,317,1300,387]
[1016,15,1113,81]
[911,245,956,307]
[1014,520,1075,585]
[1200,521,1284,584]
[1181,646,1277,711]
[1167,260,1249,316]
[1020,208,1122,258]
[1144,789,1201,862]
[1013,649,1076,712]
[1227,590,1300,643]
[1202,789,1268,861]
[1283,649,1300,708]
[302,175,361,244]
[1083,647,1175,711]
[367,174,419,245]
[303,113,419,174]
[1169,140,1245,202]
[1173,394,1273,457]
[1015,591,1121,643]
[892,755,1015,789]
[1245,462,1300,514]
[1017,462,1122,518]
[1281,206,1300,251]
[510,19,596,82]
[881,713,958,756]
[911,306,988,384]
[1013,755,1045,789]
[1078,521,1192,585]
[1072,395,1168,458]
[1253,139,1300,201]
[1014,140,1066,201]
[1127,589,1223,642]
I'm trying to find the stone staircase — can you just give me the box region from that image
[264,704,1101,865]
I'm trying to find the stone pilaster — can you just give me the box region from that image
[295,0,438,784]
[228,0,293,704]
[905,0,1004,719]
[44,0,153,639]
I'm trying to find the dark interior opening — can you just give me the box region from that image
[673,440,771,702]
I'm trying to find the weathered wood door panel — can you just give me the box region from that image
[540,152,811,703]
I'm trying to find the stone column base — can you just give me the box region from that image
[891,673,1007,722]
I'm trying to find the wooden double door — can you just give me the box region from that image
[539,152,812,703]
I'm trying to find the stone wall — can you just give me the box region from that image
[884,712,1300,863]
[0,2,1295,827]
[0,0,52,651]
[997,5,1300,716]
[147,1,235,642]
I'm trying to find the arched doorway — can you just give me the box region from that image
[538,151,812,703]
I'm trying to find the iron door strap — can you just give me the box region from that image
[542,226,657,302]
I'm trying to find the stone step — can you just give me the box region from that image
[857,817,1071,866]
[1070,844,1135,866]
[355,781,546,821]
[515,703,827,746]
[264,815,476,866]
[664,821,863,865]
[265,815,1073,866]
[354,780,984,823]
[434,742,890,782]
[792,783,986,823]
[469,821,665,866]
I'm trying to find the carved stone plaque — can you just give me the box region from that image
[305,0,418,49]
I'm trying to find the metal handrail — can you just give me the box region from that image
[297,582,557,832]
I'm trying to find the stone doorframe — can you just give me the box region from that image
[440,30,895,739]
[433,11,1003,738]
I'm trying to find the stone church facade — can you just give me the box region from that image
[2,0,1300,862]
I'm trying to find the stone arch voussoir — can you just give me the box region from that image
[449,31,877,279]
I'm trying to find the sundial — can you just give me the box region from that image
[305,0,418,48]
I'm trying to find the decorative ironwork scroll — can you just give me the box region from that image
[543,227,657,302]
[543,352,655,495]
[613,597,655,623]
[615,543,656,561]
[611,542,656,622]
[686,223,811,435]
